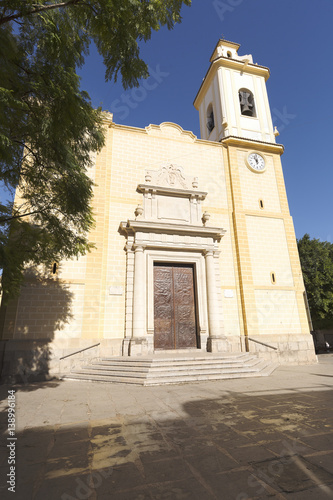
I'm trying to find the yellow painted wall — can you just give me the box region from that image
[1,121,310,347]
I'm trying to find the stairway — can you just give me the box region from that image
[63,352,278,386]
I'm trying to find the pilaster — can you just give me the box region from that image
[81,124,113,339]
[226,144,258,344]
[205,250,228,352]
[273,155,310,333]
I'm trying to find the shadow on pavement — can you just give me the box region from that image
[0,381,62,406]
[1,386,333,499]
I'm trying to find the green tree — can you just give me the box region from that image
[0,0,191,301]
[298,234,333,330]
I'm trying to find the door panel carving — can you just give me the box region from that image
[154,264,197,350]
[154,266,174,350]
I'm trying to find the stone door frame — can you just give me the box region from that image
[119,222,229,356]
[119,164,228,356]
[147,250,208,352]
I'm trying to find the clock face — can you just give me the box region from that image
[247,152,265,172]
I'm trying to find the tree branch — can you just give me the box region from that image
[0,0,84,25]
[12,140,42,167]
[0,209,44,224]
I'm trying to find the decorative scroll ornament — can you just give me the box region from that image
[146,164,189,189]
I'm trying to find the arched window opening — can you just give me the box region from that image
[206,104,215,134]
[227,51,232,58]
[239,88,256,117]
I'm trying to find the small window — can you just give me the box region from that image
[52,262,58,275]
[259,199,264,209]
[271,272,276,284]
[227,51,232,58]
[239,88,256,117]
[206,104,215,134]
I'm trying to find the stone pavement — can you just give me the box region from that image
[0,355,333,500]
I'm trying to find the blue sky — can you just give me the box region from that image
[78,0,333,243]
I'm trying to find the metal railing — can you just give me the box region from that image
[59,343,100,360]
[247,337,278,351]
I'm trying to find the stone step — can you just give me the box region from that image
[84,358,264,375]
[70,365,268,380]
[95,354,254,369]
[144,370,276,386]
[64,374,146,385]
[67,360,274,379]
[63,354,279,386]
[144,364,278,386]
[64,362,279,386]
[100,353,249,365]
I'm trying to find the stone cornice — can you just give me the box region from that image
[221,135,284,155]
[137,184,207,200]
[119,220,226,241]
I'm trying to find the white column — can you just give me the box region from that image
[205,250,226,352]
[132,245,145,338]
[205,251,221,337]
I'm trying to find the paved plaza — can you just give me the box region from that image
[1,355,333,499]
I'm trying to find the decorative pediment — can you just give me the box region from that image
[119,164,226,283]
[144,164,197,190]
[145,122,197,142]
[135,164,209,226]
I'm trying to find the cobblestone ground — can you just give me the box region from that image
[0,355,333,500]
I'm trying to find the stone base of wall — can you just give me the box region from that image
[224,335,244,353]
[123,333,211,357]
[245,334,317,365]
[0,333,317,382]
[0,338,123,383]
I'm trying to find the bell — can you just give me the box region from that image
[241,103,252,116]
[239,91,254,116]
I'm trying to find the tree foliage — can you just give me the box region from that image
[298,234,333,330]
[0,0,191,301]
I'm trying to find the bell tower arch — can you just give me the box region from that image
[194,39,275,143]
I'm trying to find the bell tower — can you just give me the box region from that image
[192,39,316,362]
[193,39,276,143]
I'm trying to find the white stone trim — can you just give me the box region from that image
[120,168,227,355]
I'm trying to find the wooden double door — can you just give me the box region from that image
[154,264,198,350]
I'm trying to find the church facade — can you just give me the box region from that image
[0,40,317,379]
